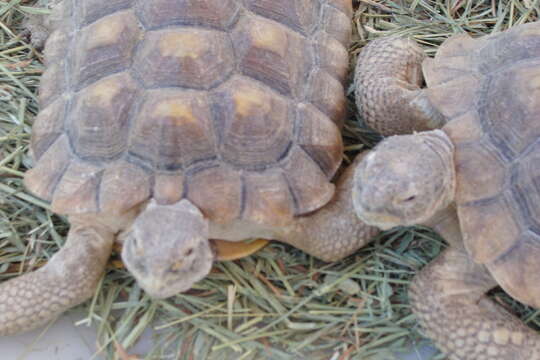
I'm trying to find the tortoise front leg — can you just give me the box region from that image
[355,37,446,136]
[0,221,114,335]
[279,154,379,262]
[410,246,540,359]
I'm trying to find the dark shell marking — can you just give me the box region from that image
[27,0,351,225]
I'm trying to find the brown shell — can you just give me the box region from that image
[26,0,351,227]
[433,23,540,299]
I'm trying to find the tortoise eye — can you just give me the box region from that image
[184,248,194,256]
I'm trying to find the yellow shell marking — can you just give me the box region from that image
[87,79,123,107]
[159,33,208,59]
[234,86,271,118]
[88,17,125,48]
[250,21,288,56]
[153,99,198,126]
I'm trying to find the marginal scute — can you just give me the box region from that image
[320,4,351,46]
[282,146,335,215]
[51,161,103,214]
[99,161,151,213]
[306,69,347,126]
[242,169,295,226]
[134,29,235,89]
[422,56,475,88]
[442,111,483,145]
[74,10,141,87]
[434,33,478,61]
[513,143,540,231]
[186,166,242,223]
[68,73,139,161]
[138,0,240,30]
[459,194,521,264]
[154,173,184,205]
[328,0,353,17]
[213,77,293,168]
[296,103,342,177]
[38,63,66,107]
[24,135,72,201]
[245,0,320,34]
[30,98,66,161]
[129,90,216,170]
[80,0,133,25]
[43,29,70,67]
[425,74,481,119]
[313,31,349,84]
[454,141,507,204]
[488,232,540,308]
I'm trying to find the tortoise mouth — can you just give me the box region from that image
[354,205,402,230]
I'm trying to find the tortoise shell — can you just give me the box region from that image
[25,0,352,227]
[426,22,540,304]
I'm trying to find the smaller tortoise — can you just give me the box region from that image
[353,23,540,359]
[0,0,381,336]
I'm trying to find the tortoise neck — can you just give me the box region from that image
[422,205,463,248]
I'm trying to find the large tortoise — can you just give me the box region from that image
[0,0,382,335]
[353,23,540,359]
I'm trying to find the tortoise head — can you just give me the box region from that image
[353,130,456,229]
[122,199,212,299]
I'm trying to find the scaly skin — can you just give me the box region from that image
[410,209,540,360]
[410,247,540,360]
[355,37,445,135]
[281,154,379,262]
[0,223,114,335]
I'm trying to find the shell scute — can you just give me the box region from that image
[28,0,353,220]
[68,73,139,161]
[246,0,320,34]
[134,29,235,90]
[281,146,335,215]
[319,4,351,46]
[25,135,72,202]
[512,143,540,233]
[453,140,507,204]
[129,90,217,170]
[476,22,540,75]
[459,194,521,264]
[80,0,133,26]
[296,103,342,178]
[186,165,242,223]
[212,77,293,169]
[243,169,295,226]
[305,69,347,126]
[478,63,540,158]
[154,173,184,205]
[99,160,151,213]
[51,161,102,214]
[74,10,141,87]
[30,98,67,161]
[232,16,307,96]
[138,0,240,30]
[39,63,67,107]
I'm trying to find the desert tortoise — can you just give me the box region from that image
[353,23,540,359]
[0,0,382,336]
